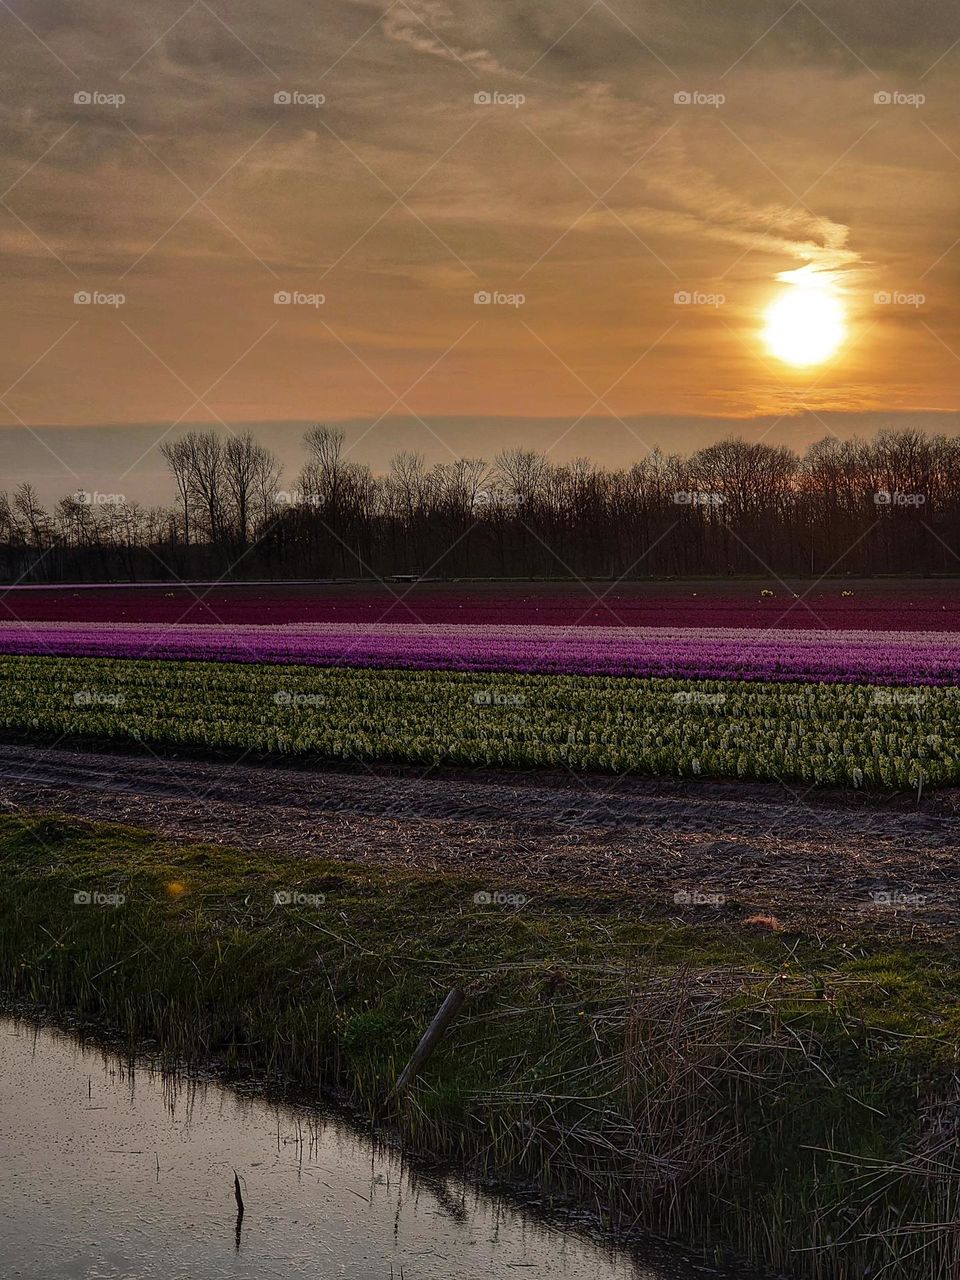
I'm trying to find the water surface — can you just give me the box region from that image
[0,1017,730,1279]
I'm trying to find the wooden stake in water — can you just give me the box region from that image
[233,1168,245,1252]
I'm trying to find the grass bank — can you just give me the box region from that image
[2,811,959,1278]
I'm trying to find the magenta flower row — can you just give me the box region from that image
[1,621,959,684]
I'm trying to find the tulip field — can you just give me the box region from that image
[0,582,956,788]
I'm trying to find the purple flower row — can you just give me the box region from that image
[0,621,958,685]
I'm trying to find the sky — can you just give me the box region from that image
[1,0,958,502]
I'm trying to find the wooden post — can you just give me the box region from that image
[233,1169,244,1252]
[391,987,466,1098]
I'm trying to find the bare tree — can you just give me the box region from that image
[3,429,958,582]
[224,432,281,550]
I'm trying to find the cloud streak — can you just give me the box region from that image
[0,0,955,470]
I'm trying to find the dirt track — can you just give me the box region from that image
[1,741,958,937]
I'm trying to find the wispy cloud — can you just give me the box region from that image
[379,1,506,75]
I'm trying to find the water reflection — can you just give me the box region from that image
[0,1017,730,1280]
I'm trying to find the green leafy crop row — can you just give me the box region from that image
[0,654,956,787]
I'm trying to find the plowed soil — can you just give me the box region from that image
[2,742,958,939]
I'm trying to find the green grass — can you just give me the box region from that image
[0,652,956,786]
[2,811,960,1277]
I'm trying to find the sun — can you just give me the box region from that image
[763,281,847,367]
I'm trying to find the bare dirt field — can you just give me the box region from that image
[2,741,958,938]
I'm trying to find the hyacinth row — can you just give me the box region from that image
[1,620,959,685]
[0,654,954,787]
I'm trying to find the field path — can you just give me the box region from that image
[1,741,958,935]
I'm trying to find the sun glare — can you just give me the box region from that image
[763,281,847,367]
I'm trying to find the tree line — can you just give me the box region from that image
[2,426,959,582]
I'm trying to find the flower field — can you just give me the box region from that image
[0,581,956,786]
[0,620,959,685]
[0,653,956,787]
[2,580,960,630]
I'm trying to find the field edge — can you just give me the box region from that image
[3,810,960,1278]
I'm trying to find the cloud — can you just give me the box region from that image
[379,0,506,75]
[0,0,956,438]
[613,132,867,285]
[416,1,960,82]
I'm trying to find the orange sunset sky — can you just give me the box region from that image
[0,0,958,498]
